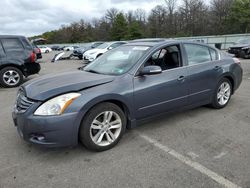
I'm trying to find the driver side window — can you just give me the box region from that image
[145,44,182,71]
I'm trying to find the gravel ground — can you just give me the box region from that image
[0,51,250,188]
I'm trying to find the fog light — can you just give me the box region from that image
[31,134,45,141]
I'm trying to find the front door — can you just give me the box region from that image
[133,44,189,119]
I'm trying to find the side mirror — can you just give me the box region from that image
[107,46,113,50]
[140,66,162,76]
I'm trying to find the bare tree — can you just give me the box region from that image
[179,0,209,36]
[210,0,234,34]
[105,8,119,25]
[164,0,177,35]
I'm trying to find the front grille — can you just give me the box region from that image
[15,90,34,113]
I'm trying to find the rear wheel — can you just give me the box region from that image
[0,67,23,88]
[211,78,232,109]
[80,102,126,151]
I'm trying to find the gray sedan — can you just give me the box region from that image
[12,40,242,151]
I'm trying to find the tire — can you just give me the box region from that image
[96,54,102,58]
[0,67,23,88]
[45,50,49,53]
[78,55,83,60]
[210,78,232,109]
[240,51,250,59]
[80,102,127,152]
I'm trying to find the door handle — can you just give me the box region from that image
[177,75,185,81]
[214,66,222,70]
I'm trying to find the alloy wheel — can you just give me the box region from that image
[3,70,20,86]
[217,82,231,106]
[90,111,122,147]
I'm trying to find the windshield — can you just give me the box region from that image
[236,39,250,44]
[97,42,111,49]
[84,45,150,75]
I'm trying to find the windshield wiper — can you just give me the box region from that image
[84,69,102,74]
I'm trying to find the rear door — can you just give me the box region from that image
[183,43,221,105]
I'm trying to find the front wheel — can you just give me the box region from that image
[211,78,232,109]
[80,102,127,151]
[0,67,23,88]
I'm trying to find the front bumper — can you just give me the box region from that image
[83,55,95,62]
[228,48,241,56]
[12,106,79,147]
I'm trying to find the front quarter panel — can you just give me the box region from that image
[64,74,134,145]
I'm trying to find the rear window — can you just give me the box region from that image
[1,38,24,52]
[20,37,32,50]
[184,44,211,65]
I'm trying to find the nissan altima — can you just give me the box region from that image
[12,40,243,151]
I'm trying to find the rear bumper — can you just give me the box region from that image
[23,63,40,77]
[232,64,243,92]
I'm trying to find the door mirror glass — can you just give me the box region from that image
[140,66,162,76]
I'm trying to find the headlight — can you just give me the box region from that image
[34,93,81,116]
[242,47,249,50]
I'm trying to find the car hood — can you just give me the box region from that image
[230,44,250,48]
[22,71,115,101]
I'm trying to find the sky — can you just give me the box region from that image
[0,0,166,37]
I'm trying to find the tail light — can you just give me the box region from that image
[233,57,241,65]
[30,52,37,63]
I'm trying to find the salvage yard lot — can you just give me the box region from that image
[0,52,250,188]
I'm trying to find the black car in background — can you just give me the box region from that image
[51,45,60,51]
[0,35,40,88]
[228,38,250,59]
[72,42,104,59]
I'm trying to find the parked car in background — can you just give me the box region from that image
[32,43,42,59]
[39,46,52,53]
[51,45,60,51]
[72,42,104,59]
[58,46,66,51]
[0,35,40,87]
[228,38,250,58]
[63,46,75,51]
[83,41,127,62]
[12,40,242,151]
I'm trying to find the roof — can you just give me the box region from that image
[0,35,26,39]
[131,38,169,42]
[126,39,177,47]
